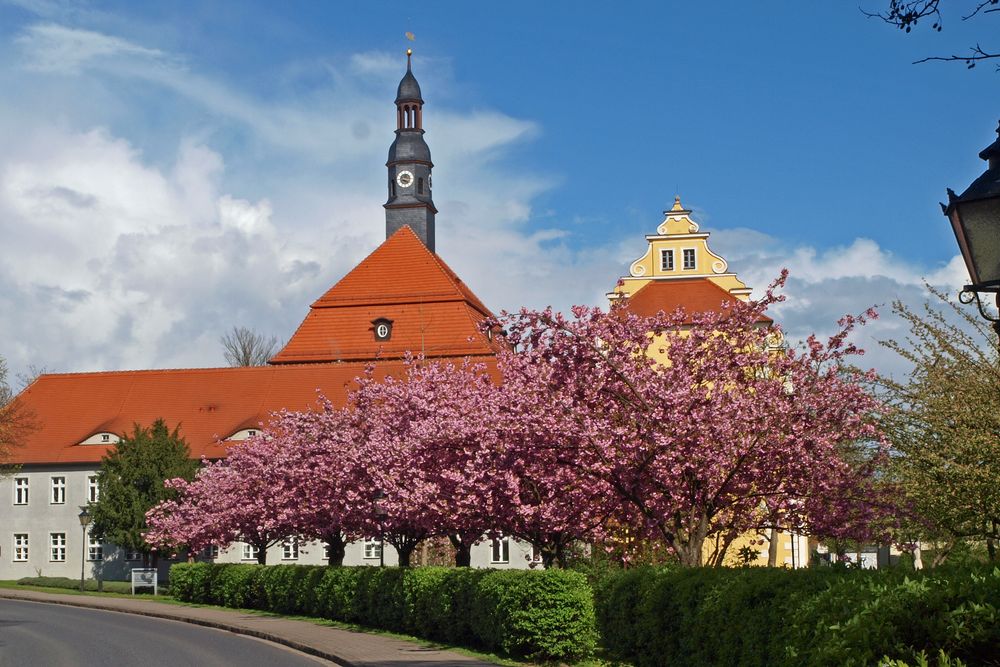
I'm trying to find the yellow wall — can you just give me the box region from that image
[610,196,752,302]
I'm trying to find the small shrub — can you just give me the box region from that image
[473,569,597,661]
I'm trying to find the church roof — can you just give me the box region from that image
[270,226,497,364]
[12,360,499,465]
[624,279,773,324]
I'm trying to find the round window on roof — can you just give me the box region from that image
[373,319,393,341]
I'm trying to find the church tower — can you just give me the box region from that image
[384,49,437,252]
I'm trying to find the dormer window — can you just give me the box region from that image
[80,432,120,446]
[226,429,260,442]
[372,318,393,341]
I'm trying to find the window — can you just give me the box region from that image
[418,177,424,195]
[282,539,299,561]
[363,539,382,560]
[241,543,259,561]
[50,477,65,504]
[682,248,696,270]
[125,549,142,561]
[101,433,110,443]
[13,534,28,561]
[660,249,674,271]
[323,543,330,560]
[490,536,510,564]
[49,533,66,562]
[87,476,99,503]
[13,477,28,505]
[247,429,257,437]
[88,535,102,561]
[372,319,393,342]
[530,545,544,564]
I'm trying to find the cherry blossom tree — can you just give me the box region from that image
[146,434,304,564]
[493,272,894,567]
[347,358,510,567]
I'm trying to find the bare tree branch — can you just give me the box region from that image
[863,0,1000,70]
[0,356,35,474]
[220,326,279,367]
[913,43,1000,68]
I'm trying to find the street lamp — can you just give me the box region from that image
[943,120,1000,335]
[372,489,387,568]
[77,507,91,592]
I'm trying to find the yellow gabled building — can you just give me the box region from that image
[610,196,810,568]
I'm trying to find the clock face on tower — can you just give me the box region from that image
[396,170,414,188]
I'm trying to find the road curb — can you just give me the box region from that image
[0,589,355,666]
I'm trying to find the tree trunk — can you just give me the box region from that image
[767,528,779,567]
[988,538,997,563]
[396,542,415,567]
[256,543,267,565]
[931,540,954,567]
[325,532,346,567]
[449,535,472,567]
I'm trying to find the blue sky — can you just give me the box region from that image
[1,0,998,381]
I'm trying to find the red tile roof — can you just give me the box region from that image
[12,360,498,465]
[624,279,773,324]
[271,226,497,363]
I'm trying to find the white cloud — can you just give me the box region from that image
[706,227,975,379]
[15,23,176,73]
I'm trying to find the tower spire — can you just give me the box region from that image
[384,49,436,252]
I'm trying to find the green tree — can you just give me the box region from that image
[90,419,198,566]
[880,287,1000,564]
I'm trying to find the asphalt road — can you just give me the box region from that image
[0,598,335,666]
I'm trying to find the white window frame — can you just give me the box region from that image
[87,475,100,503]
[660,248,675,271]
[363,539,382,560]
[682,247,697,270]
[530,544,544,564]
[490,536,510,564]
[125,549,142,561]
[282,539,299,561]
[88,535,103,561]
[206,545,219,560]
[49,533,66,562]
[13,477,28,505]
[241,543,259,561]
[13,533,28,562]
[50,476,66,504]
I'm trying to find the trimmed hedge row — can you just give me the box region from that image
[594,565,1000,667]
[169,563,596,661]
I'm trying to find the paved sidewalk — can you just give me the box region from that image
[0,587,496,667]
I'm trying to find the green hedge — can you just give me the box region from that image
[170,563,596,662]
[594,565,1000,667]
[16,576,135,594]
